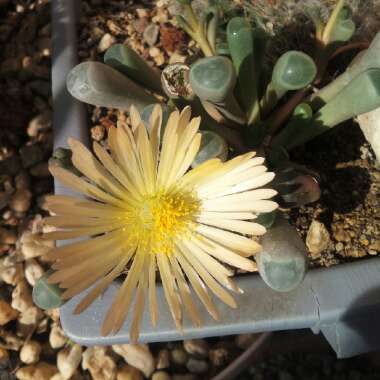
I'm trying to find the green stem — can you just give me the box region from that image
[268,87,311,136]
[215,92,247,125]
[258,82,283,119]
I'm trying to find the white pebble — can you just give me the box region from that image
[20,341,42,364]
[49,323,68,349]
[57,344,82,380]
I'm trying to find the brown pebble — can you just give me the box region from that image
[9,189,32,213]
[0,300,18,325]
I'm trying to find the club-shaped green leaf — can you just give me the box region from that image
[32,271,64,310]
[323,3,355,45]
[48,148,81,176]
[67,62,157,112]
[300,68,380,145]
[271,163,321,208]
[311,31,380,108]
[191,131,228,167]
[189,56,236,103]
[329,14,355,43]
[256,218,307,292]
[104,44,163,95]
[272,51,317,95]
[141,103,173,137]
[227,17,258,114]
[271,103,313,150]
[256,211,277,229]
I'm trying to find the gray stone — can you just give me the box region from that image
[143,24,159,47]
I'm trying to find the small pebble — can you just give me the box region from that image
[156,349,170,369]
[12,280,33,312]
[57,344,82,380]
[113,344,155,378]
[136,8,148,18]
[49,323,68,349]
[20,340,42,364]
[16,362,58,380]
[0,347,9,367]
[209,348,229,367]
[0,227,16,245]
[170,348,188,366]
[186,358,209,374]
[306,220,331,257]
[116,364,143,380]
[143,24,159,47]
[98,33,116,53]
[9,189,32,213]
[90,125,106,141]
[0,299,18,325]
[24,259,44,287]
[183,339,209,358]
[15,171,31,190]
[152,372,171,380]
[82,347,117,380]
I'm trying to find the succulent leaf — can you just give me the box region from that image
[301,68,380,145]
[311,31,380,108]
[271,103,313,150]
[104,44,163,95]
[189,56,236,103]
[272,164,321,208]
[272,51,317,94]
[256,211,277,229]
[48,148,81,176]
[141,103,173,137]
[226,17,258,114]
[191,131,228,167]
[32,271,64,310]
[256,218,307,292]
[66,62,157,111]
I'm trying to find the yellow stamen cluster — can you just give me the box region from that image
[127,189,200,255]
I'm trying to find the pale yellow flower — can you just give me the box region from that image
[44,105,278,341]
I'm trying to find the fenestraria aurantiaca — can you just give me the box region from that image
[43,105,278,342]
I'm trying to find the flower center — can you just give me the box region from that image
[127,190,200,255]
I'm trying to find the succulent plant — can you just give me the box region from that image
[63,0,380,293]
[104,44,163,96]
[32,271,64,310]
[67,62,156,111]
